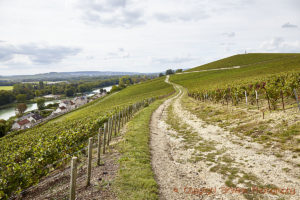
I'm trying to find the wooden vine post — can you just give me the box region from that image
[255,90,259,110]
[118,111,121,133]
[109,117,113,142]
[294,88,300,112]
[86,137,93,186]
[97,128,102,166]
[244,91,248,105]
[114,114,117,136]
[70,157,77,200]
[103,122,107,154]
[121,110,124,127]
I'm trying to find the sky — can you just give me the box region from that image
[0,0,299,75]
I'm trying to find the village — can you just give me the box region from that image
[11,90,107,130]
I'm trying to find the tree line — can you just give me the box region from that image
[0,78,120,106]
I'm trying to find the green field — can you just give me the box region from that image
[172,53,300,91]
[0,77,174,199]
[187,53,300,71]
[0,86,13,91]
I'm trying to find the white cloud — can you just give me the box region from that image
[0,42,81,65]
[282,22,298,28]
[260,37,300,52]
[0,0,299,75]
[222,32,235,37]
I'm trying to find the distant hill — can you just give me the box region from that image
[0,71,154,82]
[186,53,300,71]
[171,53,300,91]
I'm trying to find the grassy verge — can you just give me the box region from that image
[114,98,166,200]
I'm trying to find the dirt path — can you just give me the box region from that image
[150,77,299,200]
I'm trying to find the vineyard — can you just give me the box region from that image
[186,53,300,71]
[188,72,300,111]
[0,77,174,199]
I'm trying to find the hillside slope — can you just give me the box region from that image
[187,53,300,71]
[0,77,174,199]
[172,53,300,91]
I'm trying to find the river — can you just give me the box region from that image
[0,85,113,120]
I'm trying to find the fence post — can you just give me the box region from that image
[118,111,121,133]
[103,122,107,154]
[255,90,259,110]
[121,110,123,127]
[109,117,112,144]
[86,137,93,186]
[97,128,102,166]
[114,114,117,136]
[70,157,77,200]
[107,118,111,147]
[244,91,248,105]
[294,88,300,112]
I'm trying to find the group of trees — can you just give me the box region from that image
[110,75,152,93]
[0,78,122,107]
[0,119,13,138]
[159,69,183,77]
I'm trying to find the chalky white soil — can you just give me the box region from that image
[150,77,299,200]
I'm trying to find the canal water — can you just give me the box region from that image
[0,85,113,120]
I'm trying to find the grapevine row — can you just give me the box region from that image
[188,72,300,111]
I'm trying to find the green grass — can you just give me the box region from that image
[187,53,300,71]
[114,98,167,200]
[172,53,300,91]
[0,86,13,91]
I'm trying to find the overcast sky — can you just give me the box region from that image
[0,0,299,75]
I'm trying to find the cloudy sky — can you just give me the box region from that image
[0,0,299,75]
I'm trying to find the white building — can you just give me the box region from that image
[53,106,68,114]
[11,113,43,130]
[73,96,88,107]
[12,119,32,130]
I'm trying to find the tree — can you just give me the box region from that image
[37,98,45,110]
[39,81,44,89]
[52,86,57,95]
[65,88,75,97]
[16,94,27,102]
[110,85,120,93]
[159,73,164,77]
[166,69,175,75]
[35,90,41,97]
[0,90,16,106]
[16,103,27,115]
[175,69,183,73]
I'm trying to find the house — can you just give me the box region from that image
[53,106,67,114]
[11,112,43,130]
[12,119,32,130]
[31,113,43,122]
[59,100,76,110]
[43,94,61,99]
[18,113,34,121]
[73,96,88,107]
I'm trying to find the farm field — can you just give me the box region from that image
[0,86,13,91]
[0,77,174,199]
